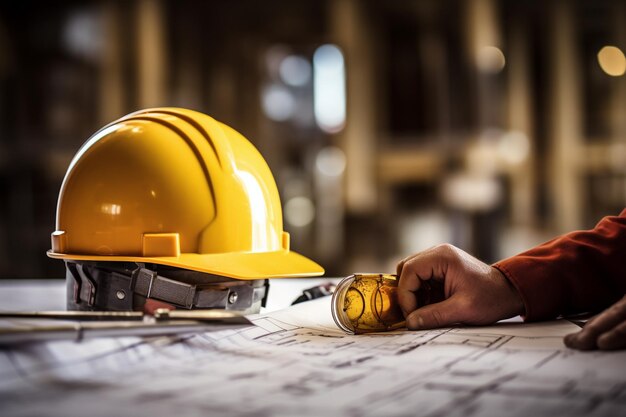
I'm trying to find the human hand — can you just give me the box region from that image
[564,295,626,350]
[396,244,525,330]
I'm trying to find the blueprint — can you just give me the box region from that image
[1,296,625,417]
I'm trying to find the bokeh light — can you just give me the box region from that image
[597,45,626,77]
[477,46,506,74]
[279,55,312,87]
[262,84,295,121]
[313,44,346,133]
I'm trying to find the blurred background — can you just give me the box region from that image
[0,0,625,279]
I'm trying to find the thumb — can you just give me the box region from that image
[406,297,465,330]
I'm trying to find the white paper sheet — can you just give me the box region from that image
[0,296,625,417]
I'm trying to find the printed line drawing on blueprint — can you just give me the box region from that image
[0,297,625,417]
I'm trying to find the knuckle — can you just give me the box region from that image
[583,321,601,335]
[397,261,411,283]
[436,243,459,261]
[430,309,445,328]
[615,299,626,315]
[614,322,626,335]
[597,331,625,350]
[403,258,420,275]
[403,257,415,269]
[435,243,454,253]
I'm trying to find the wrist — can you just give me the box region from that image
[490,266,525,317]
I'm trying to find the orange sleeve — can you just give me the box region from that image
[493,209,626,321]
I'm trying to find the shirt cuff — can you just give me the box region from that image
[492,257,564,321]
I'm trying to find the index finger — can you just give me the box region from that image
[397,245,452,291]
[396,254,421,317]
[396,247,452,316]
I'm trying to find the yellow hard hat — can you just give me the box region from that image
[48,107,324,280]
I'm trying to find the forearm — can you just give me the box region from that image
[493,209,626,321]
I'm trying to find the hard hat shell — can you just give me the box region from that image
[48,108,324,279]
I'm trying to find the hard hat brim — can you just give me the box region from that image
[47,249,324,280]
